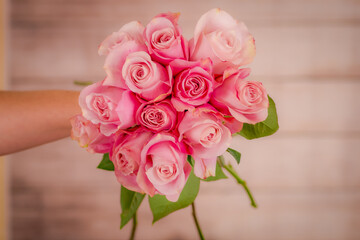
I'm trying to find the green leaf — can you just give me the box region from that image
[227,148,241,164]
[120,186,145,229]
[97,153,114,171]
[187,155,194,166]
[202,161,228,182]
[239,96,279,140]
[149,170,200,223]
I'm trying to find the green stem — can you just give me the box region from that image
[219,158,257,208]
[129,212,137,240]
[191,202,205,240]
[73,80,93,86]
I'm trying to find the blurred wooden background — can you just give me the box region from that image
[7,0,360,239]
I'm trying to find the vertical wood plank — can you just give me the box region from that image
[0,0,9,238]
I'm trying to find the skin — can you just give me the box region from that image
[0,90,81,156]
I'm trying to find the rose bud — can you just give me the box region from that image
[98,21,145,56]
[70,114,114,154]
[189,8,256,75]
[169,58,214,111]
[79,79,140,136]
[137,133,191,202]
[211,68,269,124]
[144,12,189,65]
[136,100,177,132]
[122,51,172,102]
[178,105,232,179]
[110,129,153,193]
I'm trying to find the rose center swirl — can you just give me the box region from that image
[183,76,207,98]
[129,63,151,87]
[92,95,112,121]
[200,125,222,147]
[156,163,178,181]
[152,28,175,49]
[142,107,167,128]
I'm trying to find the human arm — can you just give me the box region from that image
[0,90,81,156]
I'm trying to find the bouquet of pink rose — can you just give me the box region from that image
[71,8,278,239]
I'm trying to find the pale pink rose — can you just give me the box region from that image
[223,116,243,134]
[144,12,189,64]
[98,21,145,56]
[122,51,172,101]
[103,41,148,89]
[70,114,114,154]
[192,156,217,180]
[137,133,191,202]
[211,68,269,124]
[190,8,256,75]
[169,58,215,111]
[178,106,232,179]
[79,79,140,136]
[136,100,177,132]
[214,67,251,88]
[110,130,153,193]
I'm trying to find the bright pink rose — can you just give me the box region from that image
[70,114,114,154]
[79,79,140,136]
[211,68,269,124]
[144,12,189,64]
[169,58,215,111]
[110,130,153,193]
[136,100,177,132]
[98,21,145,56]
[103,41,147,89]
[178,106,231,179]
[137,133,191,202]
[189,8,256,75]
[122,51,172,101]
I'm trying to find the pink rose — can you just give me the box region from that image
[70,114,114,154]
[178,106,231,179]
[98,21,145,56]
[169,58,215,111]
[144,12,189,64]
[122,51,172,101]
[110,130,153,193]
[222,116,243,135]
[136,100,177,132]
[137,133,191,202]
[103,41,147,89]
[79,79,140,136]
[190,8,256,75]
[211,68,269,124]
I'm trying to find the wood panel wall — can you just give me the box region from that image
[8,0,360,239]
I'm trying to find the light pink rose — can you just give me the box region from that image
[178,106,232,179]
[211,68,269,124]
[144,12,189,64]
[136,100,177,133]
[103,41,148,89]
[70,114,114,154]
[169,58,215,111]
[110,129,153,193]
[79,79,140,136]
[222,116,243,134]
[137,133,191,202]
[122,51,172,101]
[98,21,145,56]
[190,8,256,75]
